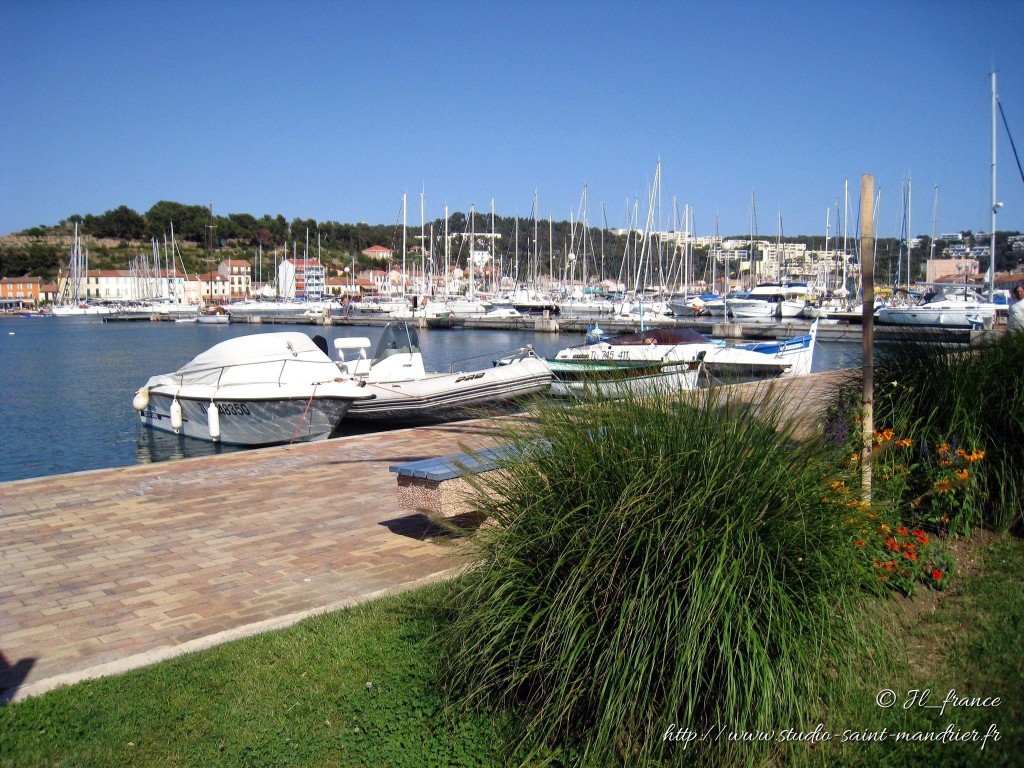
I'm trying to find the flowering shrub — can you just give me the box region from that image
[904,439,988,536]
[832,424,989,537]
[825,468,956,595]
[837,503,956,595]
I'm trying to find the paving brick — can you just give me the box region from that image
[0,417,511,699]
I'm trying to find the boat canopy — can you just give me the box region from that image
[150,332,342,388]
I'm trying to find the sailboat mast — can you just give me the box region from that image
[930,184,939,263]
[824,207,831,290]
[421,188,425,296]
[402,192,407,297]
[444,204,450,301]
[468,204,475,301]
[842,179,849,294]
[490,197,496,293]
[533,191,539,288]
[420,188,426,296]
[776,209,782,283]
[548,215,553,285]
[907,176,913,290]
[990,70,998,298]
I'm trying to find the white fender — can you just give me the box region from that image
[132,387,150,411]
[170,398,183,433]
[207,401,221,440]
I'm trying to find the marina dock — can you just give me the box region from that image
[0,419,504,703]
[100,307,997,345]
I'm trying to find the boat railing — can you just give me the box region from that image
[451,345,537,373]
[168,358,343,390]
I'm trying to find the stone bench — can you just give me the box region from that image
[389,443,540,518]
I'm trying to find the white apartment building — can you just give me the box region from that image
[277,258,325,300]
[218,259,252,299]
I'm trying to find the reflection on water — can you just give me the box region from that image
[135,426,236,465]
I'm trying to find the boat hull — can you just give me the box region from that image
[550,321,817,382]
[875,306,996,328]
[51,304,114,316]
[347,358,552,422]
[545,359,701,399]
[141,390,354,445]
[728,300,779,319]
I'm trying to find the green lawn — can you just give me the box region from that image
[0,588,527,768]
[821,533,1024,768]
[1,535,1021,768]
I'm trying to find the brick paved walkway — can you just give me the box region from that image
[0,371,846,704]
[0,419,505,703]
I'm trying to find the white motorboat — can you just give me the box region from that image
[557,296,616,317]
[726,283,811,320]
[875,288,997,329]
[667,293,719,317]
[333,322,552,423]
[543,356,703,399]
[133,332,374,445]
[196,305,230,324]
[549,320,818,383]
[51,301,116,317]
[423,297,491,318]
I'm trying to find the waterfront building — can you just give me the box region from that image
[926,257,981,283]
[362,245,393,260]
[277,258,325,300]
[0,276,41,307]
[217,259,251,300]
[54,269,191,304]
[192,272,230,304]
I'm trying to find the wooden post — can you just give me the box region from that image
[860,175,875,502]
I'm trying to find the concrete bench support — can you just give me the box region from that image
[389,444,539,518]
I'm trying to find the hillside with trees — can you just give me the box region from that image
[1,201,1019,287]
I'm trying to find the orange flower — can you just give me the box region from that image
[956,448,985,463]
[931,569,943,581]
[885,537,900,552]
[897,526,909,536]
[903,551,918,561]
[934,479,954,494]
[895,438,913,449]
[955,468,970,481]
[855,539,866,548]
[938,458,953,467]
[873,428,895,444]
[936,443,950,455]
[912,529,929,545]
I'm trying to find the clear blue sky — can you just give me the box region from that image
[2,0,1023,240]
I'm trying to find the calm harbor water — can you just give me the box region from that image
[0,316,860,483]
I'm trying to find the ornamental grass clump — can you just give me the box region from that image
[441,385,885,767]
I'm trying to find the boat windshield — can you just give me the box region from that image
[372,323,421,365]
